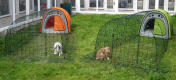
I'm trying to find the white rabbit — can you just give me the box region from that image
[53,42,63,56]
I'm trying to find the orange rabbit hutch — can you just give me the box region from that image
[41,7,71,33]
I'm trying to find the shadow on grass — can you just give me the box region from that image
[80,51,112,64]
[70,24,77,32]
[80,51,96,62]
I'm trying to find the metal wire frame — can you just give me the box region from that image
[2,24,74,62]
[95,11,170,72]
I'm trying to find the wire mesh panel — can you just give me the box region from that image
[95,11,170,72]
[3,23,73,62]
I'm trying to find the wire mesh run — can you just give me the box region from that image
[2,24,75,62]
[95,11,170,72]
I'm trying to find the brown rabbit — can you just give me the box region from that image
[96,46,111,60]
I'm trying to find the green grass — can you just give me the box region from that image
[0,14,176,80]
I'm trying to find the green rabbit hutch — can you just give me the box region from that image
[140,9,173,39]
[95,9,173,72]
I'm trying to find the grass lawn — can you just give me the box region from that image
[0,14,176,80]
